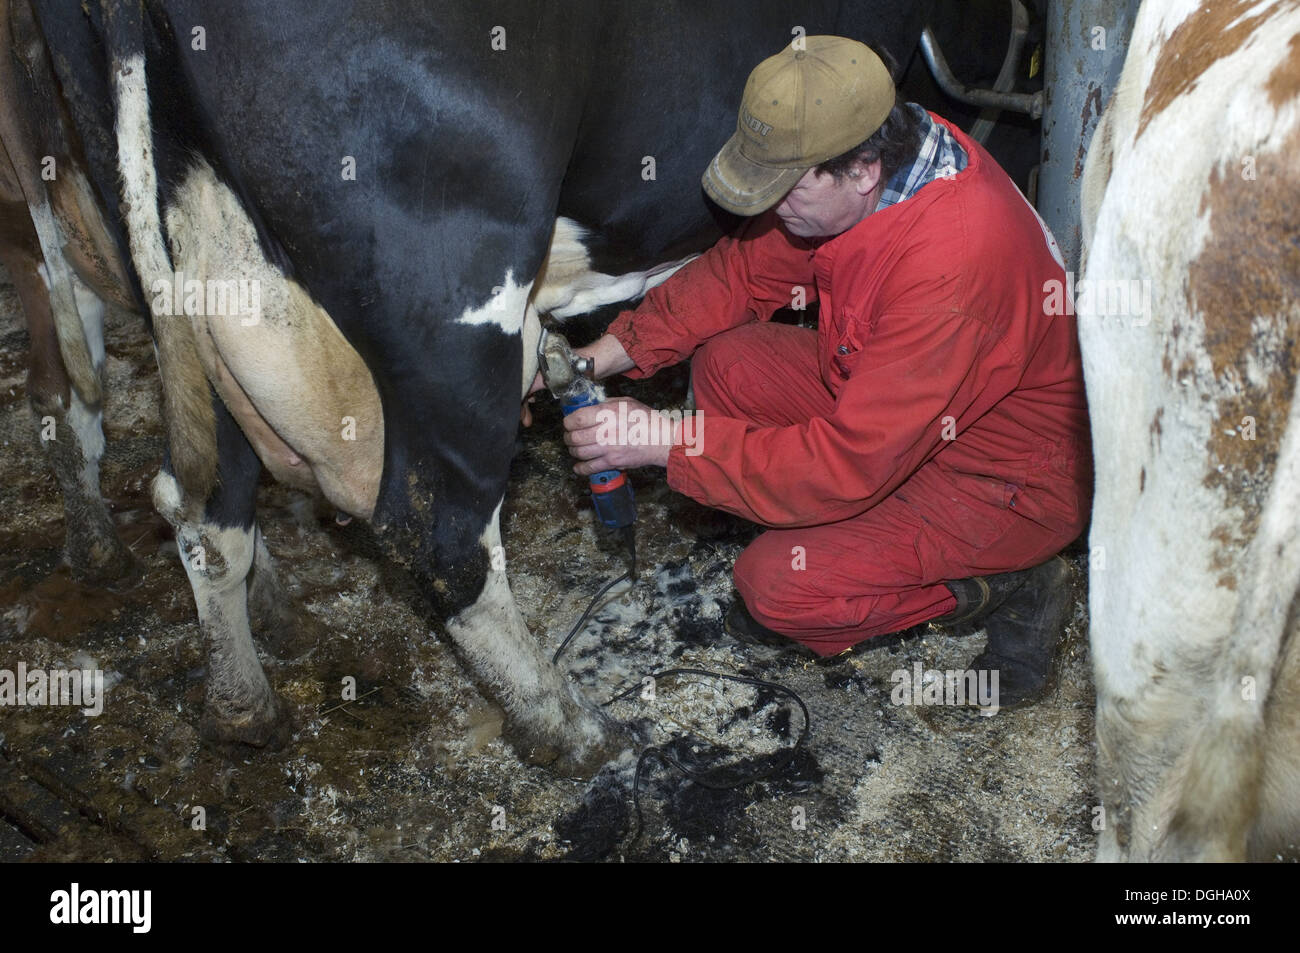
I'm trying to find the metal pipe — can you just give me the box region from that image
[920,24,1042,120]
[1038,0,1140,272]
[969,0,1031,144]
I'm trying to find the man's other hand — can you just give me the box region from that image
[563,396,676,473]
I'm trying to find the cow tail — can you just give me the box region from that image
[1167,376,1300,858]
[102,0,216,499]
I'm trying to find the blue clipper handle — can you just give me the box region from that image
[561,388,636,530]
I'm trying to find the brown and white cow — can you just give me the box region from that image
[0,0,138,583]
[1080,0,1300,861]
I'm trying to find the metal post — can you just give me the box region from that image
[1038,0,1140,272]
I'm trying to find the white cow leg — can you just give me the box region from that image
[153,470,288,747]
[443,501,622,778]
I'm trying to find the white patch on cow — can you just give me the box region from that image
[65,390,105,495]
[150,465,184,519]
[26,200,100,403]
[455,272,533,335]
[532,217,696,319]
[457,218,697,396]
[26,200,73,291]
[443,499,609,767]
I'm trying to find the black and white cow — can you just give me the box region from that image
[25,0,934,776]
[1081,0,1300,860]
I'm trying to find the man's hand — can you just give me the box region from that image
[563,396,676,473]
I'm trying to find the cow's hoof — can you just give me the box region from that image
[199,696,292,750]
[526,722,629,781]
[66,540,143,589]
[551,740,626,781]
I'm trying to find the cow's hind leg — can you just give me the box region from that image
[443,499,621,777]
[44,279,139,583]
[246,524,323,660]
[1,186,132,582]
[15,249,135,583]
[153,402,288,748]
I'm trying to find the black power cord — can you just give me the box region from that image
[551,524,813,849]
[603,668,812,843]
[551,525,636,664]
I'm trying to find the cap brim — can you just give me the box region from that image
[702,132,806,216]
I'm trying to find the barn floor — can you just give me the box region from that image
[0,272,1100,862]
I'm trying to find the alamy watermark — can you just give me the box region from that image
[50,883,150,933]
[151,269,261,326]
[593,402,705,456]
[891,661,999,716]
[0,662,104,716]
[1043,271,1151,325]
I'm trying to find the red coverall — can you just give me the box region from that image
[607,116,1092,656]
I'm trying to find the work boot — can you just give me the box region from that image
[938,556,1073,709]
[724,599,803,650]
[931,568,1032,628]
[724,599,889,665]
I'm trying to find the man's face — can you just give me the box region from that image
[773,159,883,239]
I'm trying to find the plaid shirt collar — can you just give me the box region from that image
[875,104,968,212]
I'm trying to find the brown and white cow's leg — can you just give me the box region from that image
[1083,0,1300,861]
[0,189,134,583]
[2,0,139,583]
[45,277,139,582]
[1162,375,1300,862]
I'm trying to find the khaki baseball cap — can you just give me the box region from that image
[703,36,895,216]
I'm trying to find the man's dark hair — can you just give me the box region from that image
[814,99,922,184]
[813,44,921,185]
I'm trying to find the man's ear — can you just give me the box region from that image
[853,158,883,195]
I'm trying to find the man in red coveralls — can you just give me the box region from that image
[549,36,1091,707]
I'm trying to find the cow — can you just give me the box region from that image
[0,0,138,584]
[2,0,322,656]
[1080,0,1300,860]
[21,0,935,777]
